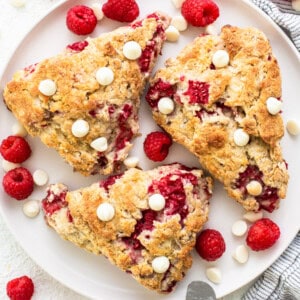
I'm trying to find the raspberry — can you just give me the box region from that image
[181,0,220,27]
[195,229,226,261]
[102,0,139,22]
[246,218,280,251]
[6,275,34,300]
[183,80,210,104]
[0,136,31,163]
[3,167,34,200]
[143,131,172,162]
[67,40,89,52]
[66,5,97,35]
[146,79,176,108]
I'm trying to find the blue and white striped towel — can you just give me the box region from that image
[251,0,300,51]
[243,1,300,299]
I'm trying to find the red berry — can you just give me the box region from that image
[6,275,34,300]
[196,229,226,261]
[143,131,172,162]
[67,40,89,52]
[246,218,280,251]
[181,0,220,27]
[102,0,139,22]
[66,5,97,35]
[3,167,34,200]
[0,136,31,163]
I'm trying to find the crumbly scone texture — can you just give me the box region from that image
[3,13,170,176]
[42,164,213,293]
[146,25,289,212]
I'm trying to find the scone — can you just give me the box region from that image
[3,12,170,176]
[146,25,289,212]
[42,163,213,293]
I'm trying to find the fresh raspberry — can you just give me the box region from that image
[0,136,31,163]
[195,229,226,261]
[66,5,97,35]
[246,218,280,251]
[143,131,172,162]
[102,0,139,22]
[6,275,34,300]
[181,0,220,27]
[3,167,34,200]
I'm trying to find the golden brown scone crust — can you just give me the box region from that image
[42,164,213,293]
[146,26,289,212]
[3,13,170,176]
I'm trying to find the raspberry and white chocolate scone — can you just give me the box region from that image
[3,12,170,176]
[42,163,213,293]
[146,25,289,212]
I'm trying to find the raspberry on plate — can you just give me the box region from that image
[0,135,31,163]
[3,167,34,200]
[246,218,280,251]
[143,131,173,162]
[102,0,139,22]
[6,275,34,300]
[66,5,97,35]
[181,0,219,27]
[196,229,226,261]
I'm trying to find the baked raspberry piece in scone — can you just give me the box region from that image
[146,25,289,212]
[3,12,170,176]
[42,163,213,293]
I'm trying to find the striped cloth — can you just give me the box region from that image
[250,0,300,51]
[243,233,300,299]
[243,1,300,299]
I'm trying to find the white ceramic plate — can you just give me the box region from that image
[0,0,299,298]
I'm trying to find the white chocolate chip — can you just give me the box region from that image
[205,24,218,35]
[96,67,114,86]
[246,180,262,196]
[206,267,222,284]
[292,0,300,11]
[266,97,282,115]
[90,3,104,20]
[212,50,230,68]
[33,169,49,186]
[286,120,300,136]
[231,220,248,237]
[12,122,27,137]
[165,26,180,42]
[71,119,90,138]
[96,203,115,221]
[171,0,185,8]
[23,200,40,218]
[233,129,250,146]
[243,211,263,223]
[158,97,175,115]
[148,194,166,211]
[233,245,249,264]
[171,16,188,31]
[152,256,170,273]
[2,160,20,172]
[124,156,139,168]
[10,0,26,8]
[90,137,108,152]
[123,41,142,60]
[38,79,57,96]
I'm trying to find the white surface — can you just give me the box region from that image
[0,0,299,299]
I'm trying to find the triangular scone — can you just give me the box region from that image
[42,164,213,293]
[146,25,289,212]
[3,13,170,176]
